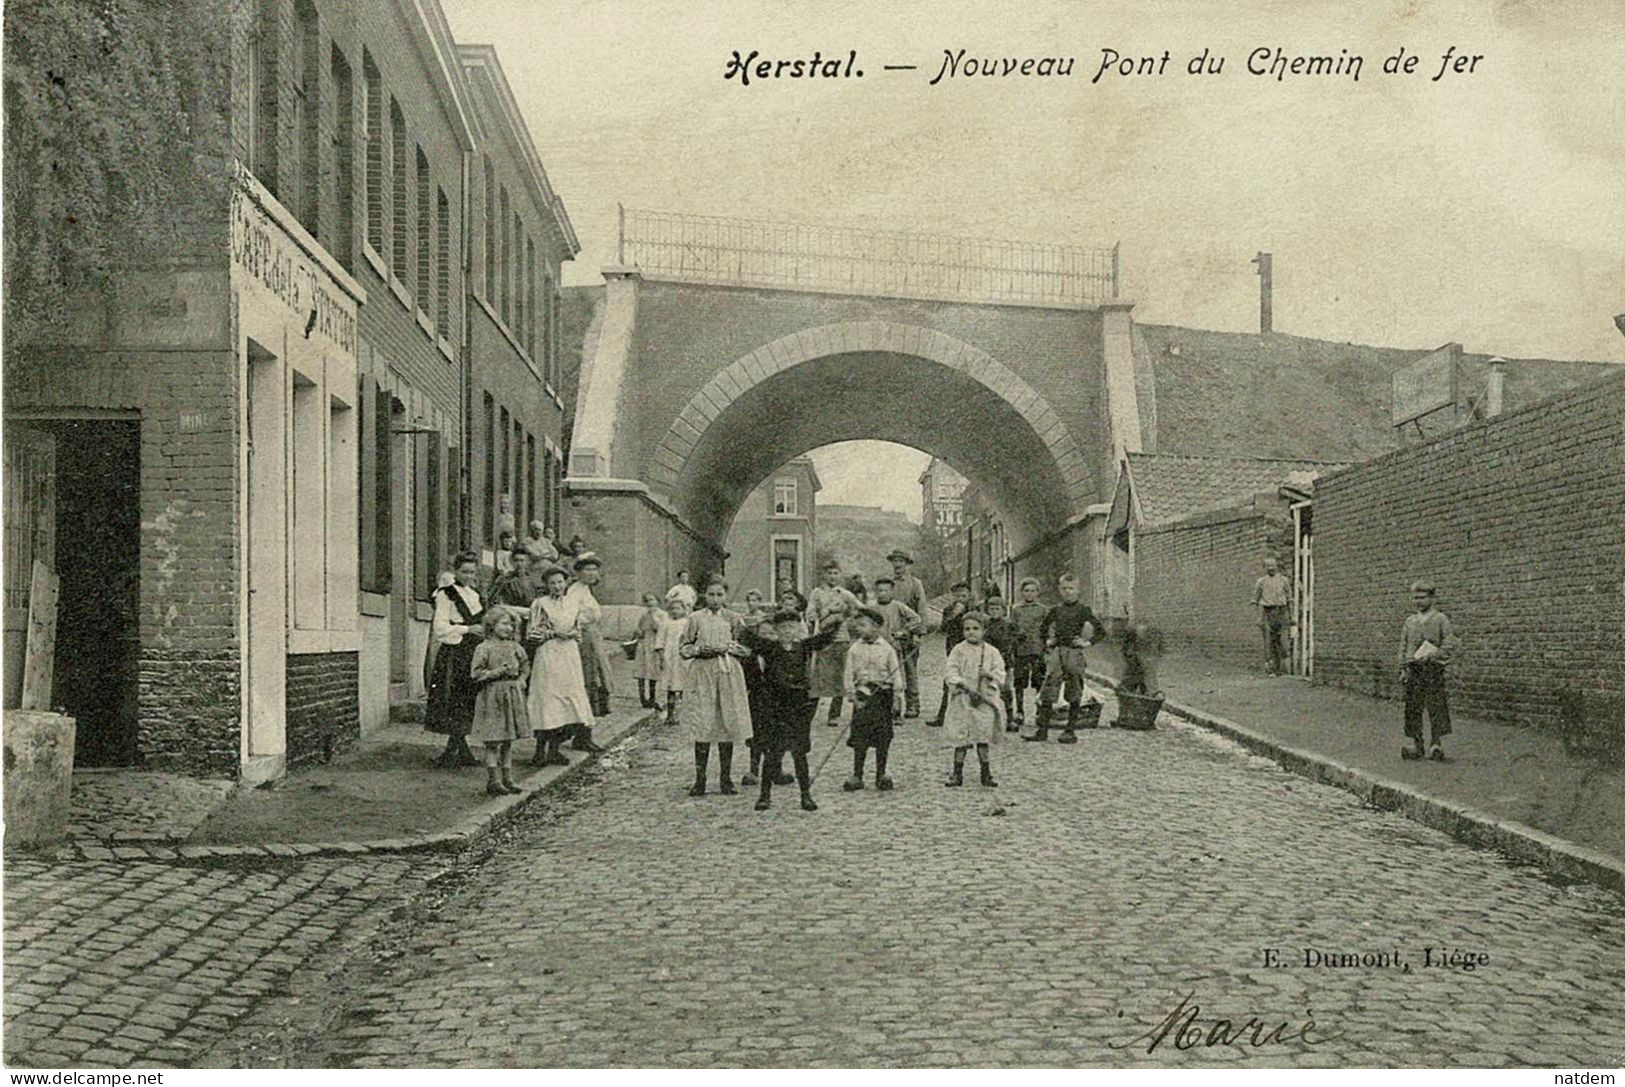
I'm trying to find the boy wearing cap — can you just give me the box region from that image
[1008,576,1048,729]
[1400,580,1454,761]
[842,606,905,792]
[931,581,974,727]
[737,609,842,811]
[872,576,925,701]
[807,559,863,727]
[886,549,928,716]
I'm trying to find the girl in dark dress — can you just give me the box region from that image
[737,609,840,811]
[426,552,485,767]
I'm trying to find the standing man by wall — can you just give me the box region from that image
[1252,558,1293,676]
[887,550,928,719]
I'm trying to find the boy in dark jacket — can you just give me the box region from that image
[930,581,973,727]
[1024,574,1106,744]
[983,594,1020,730]
[737,609,841,811]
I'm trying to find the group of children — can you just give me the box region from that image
[458,545,1458,804]
[931,573,1110,744]
[425,551,612,797]
[621,561,1117,808]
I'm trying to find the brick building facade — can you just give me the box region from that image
[458,45,577,577]
[1311,370,1625,735]
[2,0,574,777]
[722,457,820,603]
[1108,454,1344,666]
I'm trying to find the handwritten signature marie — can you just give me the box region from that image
[1111,991,1343,1054]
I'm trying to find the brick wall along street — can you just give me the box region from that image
[1313,371,1625,733]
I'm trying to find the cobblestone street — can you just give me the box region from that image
[165,655,1625,1068]
[3,854,432,1067]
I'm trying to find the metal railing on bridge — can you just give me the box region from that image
[616,207,1119,308]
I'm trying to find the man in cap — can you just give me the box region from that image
[886,549,928,717]
[1251,557,1293,676]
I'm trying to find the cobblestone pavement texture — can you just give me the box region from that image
[1104,646,1625,865]
[202,653,1624,1068]
[65,773,235,844]
[3,854,434,1067]
[7,651,1625,1068]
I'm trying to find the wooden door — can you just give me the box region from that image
[4,425,56,709]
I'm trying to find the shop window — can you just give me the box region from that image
[358,377,394,593]
[499,407,511,520]
[526,434,537,535]
[551,452,562,534]
[291,373,324,629]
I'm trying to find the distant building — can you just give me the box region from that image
[919,458,968,538]
[960,482,1012,600]
[723,457,820,603]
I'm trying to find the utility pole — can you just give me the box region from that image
[1251,251,1273,334]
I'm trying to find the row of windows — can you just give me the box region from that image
[362,47,454,341]
[481,393,561,554]
[482,159,564,390]
[244,6,457,345]
[244,3,565,362]
[353,380,566,600]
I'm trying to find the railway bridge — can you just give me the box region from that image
[563,209,1147,602]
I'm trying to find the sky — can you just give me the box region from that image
[443,0,1624,517]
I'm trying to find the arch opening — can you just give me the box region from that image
[661,346,1088,564]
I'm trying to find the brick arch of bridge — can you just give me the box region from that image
[647,320,1095,555]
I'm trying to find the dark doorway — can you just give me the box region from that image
[37,418,141,766]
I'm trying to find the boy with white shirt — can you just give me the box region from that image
[1400,580,1453,762]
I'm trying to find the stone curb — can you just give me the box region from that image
[52,710,661,866]
[1086,670,1625,895]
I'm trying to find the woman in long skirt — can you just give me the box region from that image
[426,552,485,768]
[565,552,613,747]
[680,580,754,796]
[526,565,597,767]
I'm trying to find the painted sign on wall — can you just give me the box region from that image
[230,169,359,356]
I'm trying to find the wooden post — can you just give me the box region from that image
[20,561,59,712]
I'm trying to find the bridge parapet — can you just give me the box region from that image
[617,206,1119,310]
